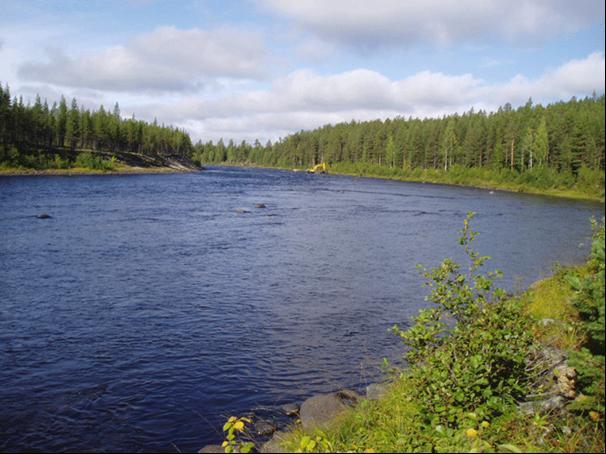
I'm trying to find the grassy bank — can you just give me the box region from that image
[327,162,605,203]
[221,216,605,453]
[0,165,193,176]
[207,162,604,203]
[0,151,197,176]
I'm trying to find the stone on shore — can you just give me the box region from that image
[519,395,566,415]
[554,365,577,398]
[198,444,224,453]
[366,382,389,401]
[260,431,289,453]
[300,390,360,431]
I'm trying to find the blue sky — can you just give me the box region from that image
[1,0,604,141]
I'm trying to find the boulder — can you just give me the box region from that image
[554,365,577,398]
[281,403,299,417]
[366,383,389,401]
[260,431,289,453]
[198,444,224,453]
[254,419,276,436]
[519,396,566,415]
[336,389,361,405]
[300,390,360,431]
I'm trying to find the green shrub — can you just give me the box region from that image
[74,152,115,170]
[392,212,535,426]
[568,219,605,354]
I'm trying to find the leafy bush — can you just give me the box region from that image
[568,348,605,414]
[392,212,535,426]
[222,416,254,453]
[74,152,116,170]
[566,220,605,419]
[568,219,605,354]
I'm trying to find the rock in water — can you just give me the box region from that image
[254,420,276,436]
[36,213,52,219]
[255,203,267,209]
[281,403,299,417]
[235,208,250,214]
[300,390,359,431]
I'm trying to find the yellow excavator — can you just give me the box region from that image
[306,162,328,174]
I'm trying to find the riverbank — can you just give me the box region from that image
[220,219,605,453]
[0,165,198,176]
[208,162,604,203]
[328,163,605,203]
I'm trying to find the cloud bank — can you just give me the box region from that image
[18,26,266,92]
[261,0,603,49]
[131,52,604,141]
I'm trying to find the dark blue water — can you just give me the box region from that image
[0,167,603,452]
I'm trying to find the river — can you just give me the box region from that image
[0,167,603,452]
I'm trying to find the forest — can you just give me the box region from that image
[1,81,604,198]
[0,83,193,170]
[193,95,605,198]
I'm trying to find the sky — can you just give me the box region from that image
[1,0,604,142]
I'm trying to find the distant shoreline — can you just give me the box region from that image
[327,168,605,204]
[0,166,199,177]
[208,162,605,204]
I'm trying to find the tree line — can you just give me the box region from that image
[0,83,192,168]
[2,81,604,188]
[193,95,605,186]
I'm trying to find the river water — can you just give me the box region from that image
[0,167,603,452]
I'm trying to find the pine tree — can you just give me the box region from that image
[533,118,549,168]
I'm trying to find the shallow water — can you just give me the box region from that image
[0,167,603,452]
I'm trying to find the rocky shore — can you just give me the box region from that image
[198,382,390,453]
[198,340,584,454]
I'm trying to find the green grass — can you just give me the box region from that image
[328,162,605,203]
[521,266,588,352]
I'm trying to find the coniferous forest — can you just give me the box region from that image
[193,95,605,199]
[1,81,604,198]
[0,84,193,170]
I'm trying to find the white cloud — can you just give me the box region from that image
[483,52,606,103]
[260,0,603,49]
[128,52,604,141]
[17,26,267,92]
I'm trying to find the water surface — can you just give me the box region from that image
[0,167,603,452]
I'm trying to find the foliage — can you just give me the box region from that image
[294,434,333,453]
[74,152,116,171]
[222,416,254,454]
[566,220,605,420]
[391,212,534,426]
[567,219,605,353]
[568,349,605,414]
